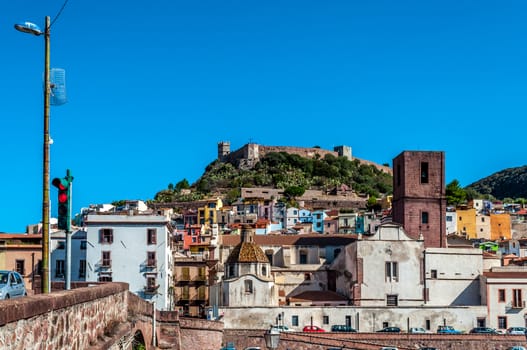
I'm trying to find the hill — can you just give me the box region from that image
[154,151,393,204]
[466,165,527,200]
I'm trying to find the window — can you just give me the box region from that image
[420,162,429,184]
[15,260,25,275]
[299,251,308,264]
[244,279,253,293]
[292,315,299,327]
[477,318,486,327]
[385,262,398,282]
[334,248,341,258]
[323,316,329,325]
[198,285,206,300]
[481,217,485,222]
[498,316,507,329]
[198,267,206,280]
[57,241,65,249]
[182,267,190,281]
[262,266,267,276]
[182,286,190,299]
[446,216,452,222]
[421,212,429,224]
[99,229,113,244]
[387,294,398,306]
[56,260,65,278]
[513,289,523,308]
[79,260,86,278]
[265,250,273,265]
[102,251,111,267]
[425,319,431,331]
[147,229,157,245]
[147,276,156,289]
[36,260,43,276]
[304,273,311,281]
[431,270,438,279]
[147,251,156,267]
[80,241,87,250]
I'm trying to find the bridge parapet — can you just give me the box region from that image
[0,283,129,350]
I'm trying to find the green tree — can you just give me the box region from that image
[284,186,305,199]
[175,178,190,192]
[446,180,466,206]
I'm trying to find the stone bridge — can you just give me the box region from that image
[1,284,526,350]
[0,282,223,350]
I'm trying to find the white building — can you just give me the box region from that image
[480,266,527,330]
[211,225,277,307]
[85,214,172,310]
[50,229,87,282]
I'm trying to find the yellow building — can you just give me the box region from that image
[490,213,512,240]
[456,208,477,239]
[197,197,223,226]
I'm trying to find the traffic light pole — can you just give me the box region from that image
[52,169,73,290]
[65,169,73,290]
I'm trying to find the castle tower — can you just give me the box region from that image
[217,141,230,161]
[391,151,446,248]
[334,145,352,160]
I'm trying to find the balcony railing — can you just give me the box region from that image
[144,284,160,295]
[101,259,112,268]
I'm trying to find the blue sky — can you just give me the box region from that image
[1,1,526,233]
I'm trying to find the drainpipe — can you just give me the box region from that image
[152,300,157,347]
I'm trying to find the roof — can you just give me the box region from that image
[221,233,357,247]
[226,242,269,264]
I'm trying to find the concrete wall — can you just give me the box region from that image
[219,306,487,333]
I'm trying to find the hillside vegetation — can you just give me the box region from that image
[154,152,393,204]
[466,165,527,201]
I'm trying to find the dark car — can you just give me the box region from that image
[469,327,497,334]
[377,326,401,333]
[331,325,357,332]
[437,325,462,334]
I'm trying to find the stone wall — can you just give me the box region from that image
[179,317,224,350]
[0,283,129,350]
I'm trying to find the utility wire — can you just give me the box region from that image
[50,0,70,28]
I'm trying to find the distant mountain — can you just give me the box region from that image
[466,165,527,200]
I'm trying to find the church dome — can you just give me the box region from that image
[226,241,269,264]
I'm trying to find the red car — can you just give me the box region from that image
[303,325,325,332]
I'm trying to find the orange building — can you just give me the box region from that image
[0,233,42,293]
[490,213,512,240]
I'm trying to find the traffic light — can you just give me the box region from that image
[52,172,73,231]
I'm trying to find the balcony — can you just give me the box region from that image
[146,259,157,268]
[144,284,160,295]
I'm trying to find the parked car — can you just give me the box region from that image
[271,325,293,332]
[377,327,401,333]
[380,347,398,350]
[409,327,430,334]
[437,325,462,334]
[221,342,236,350]
[331,325,357,332]
[303,325,325,332]
[0,271,26,300]
[507,327,527,335]
[469,327,497,334]
[419,348,439,350]
[243,347,261,350]
[507,347,527,350]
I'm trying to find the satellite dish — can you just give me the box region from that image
[50,68,67,105]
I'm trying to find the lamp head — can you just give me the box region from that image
[14,21,42,36]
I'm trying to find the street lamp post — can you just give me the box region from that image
[263,326,280,350]
[15,16,51,294]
